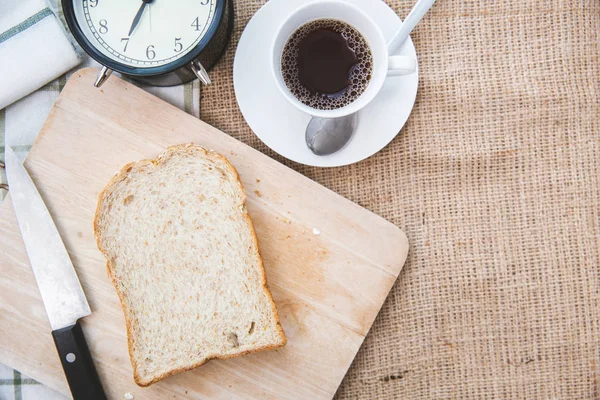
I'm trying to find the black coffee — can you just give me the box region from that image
[281,19,373,110]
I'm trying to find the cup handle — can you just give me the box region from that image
[387,56,417,77]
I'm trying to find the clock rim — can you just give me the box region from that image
[62,0,225,76]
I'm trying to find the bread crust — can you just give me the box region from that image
[93,144,286,387]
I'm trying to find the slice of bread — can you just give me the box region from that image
[94,144,286,387]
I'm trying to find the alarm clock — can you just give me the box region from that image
[62,0,234,87]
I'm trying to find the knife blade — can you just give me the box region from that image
[5,147,106,400]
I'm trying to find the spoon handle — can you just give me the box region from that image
[388,0,436,55]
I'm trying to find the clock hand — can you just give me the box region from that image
[128,0,153,37]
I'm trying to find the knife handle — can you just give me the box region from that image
[52,321,107,400]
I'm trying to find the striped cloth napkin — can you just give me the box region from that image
[0,1,201,398]
[0,0,80,110]
[0,363,66,400]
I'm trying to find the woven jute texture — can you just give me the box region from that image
[201,1,600,398]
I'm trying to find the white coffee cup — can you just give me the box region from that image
[271,0,417,119]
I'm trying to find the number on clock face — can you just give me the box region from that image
[74,0,216,68]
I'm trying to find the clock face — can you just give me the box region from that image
[72,0,217,69]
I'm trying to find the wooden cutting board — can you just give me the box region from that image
[0,68,408,400]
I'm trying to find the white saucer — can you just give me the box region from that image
[233,0,419,167]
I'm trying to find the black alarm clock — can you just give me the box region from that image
[62,0,234,87]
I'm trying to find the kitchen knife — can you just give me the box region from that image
[5,147,106,400]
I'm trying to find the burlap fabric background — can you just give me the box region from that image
[202,1,600,398]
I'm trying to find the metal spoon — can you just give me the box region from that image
[305,0,436,156]
[306,113,358,156]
